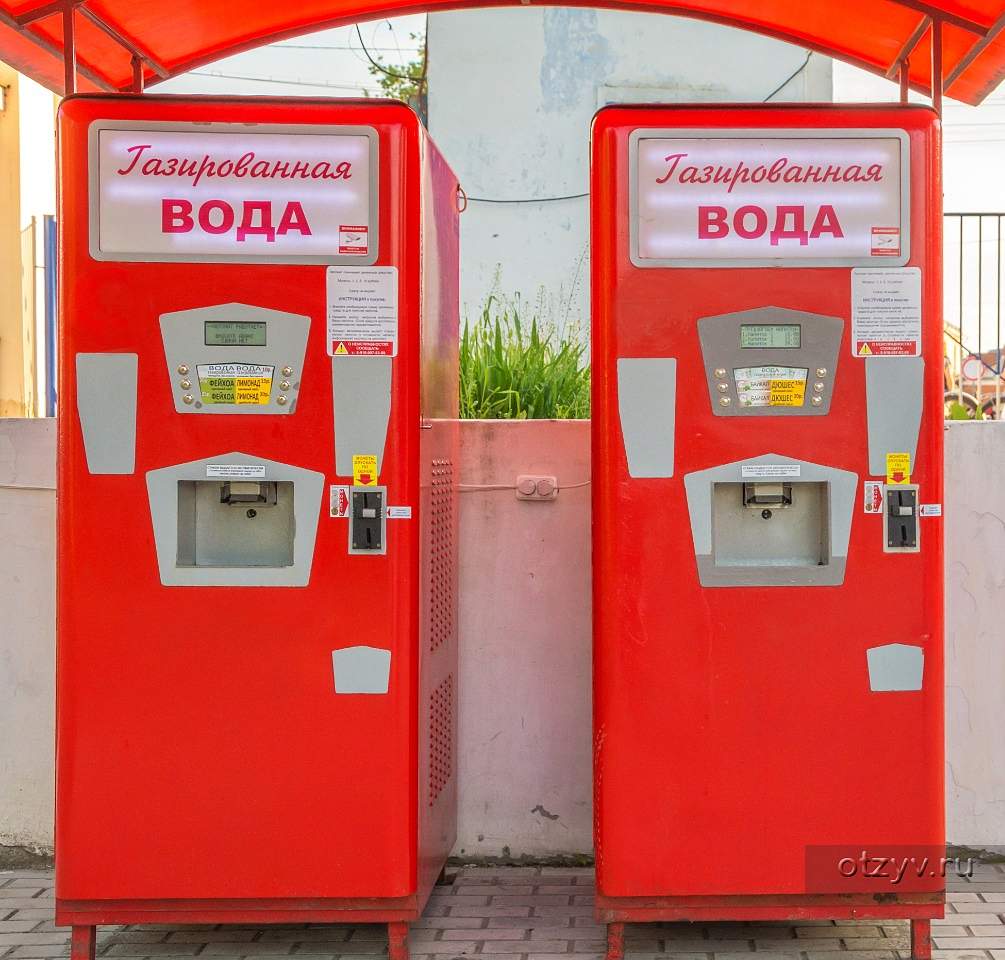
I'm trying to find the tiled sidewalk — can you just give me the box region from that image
[2,864,1003,960]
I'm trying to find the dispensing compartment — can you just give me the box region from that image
[176,480,294,567]
[711,481,830,568]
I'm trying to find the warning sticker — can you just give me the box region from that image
[326,266,398,356]
[338,224,369,256]
[871,227,901,257]
[886,452,911,484]
[864,481,884,514]
[740,463,801,479]
[197,363,273,405]
[330,484,351,518]
[920,503,942,517]
[851,267,922,357]
[207,463,267,479]
[734,366,808,407]
[352,454,378,486]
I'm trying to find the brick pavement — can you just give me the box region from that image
[2,864,1004,960]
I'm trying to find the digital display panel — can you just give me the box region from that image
[740,324,801,349]
[204,321,267,347]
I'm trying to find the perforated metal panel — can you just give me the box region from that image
[428,673,454,806]
[429,459,455,652]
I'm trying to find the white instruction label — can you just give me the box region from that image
[330,484,351,518]
[740,464,801,479]
[387,506,412,519]
[326,266,398,357]
[920,503,943,517]
[851,267,922,357]
[864,481,884,514]
[206,463,267,479]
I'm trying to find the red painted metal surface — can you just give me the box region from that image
[591,105,944,929]
[1,0,1005,105]
[56,95,458,934]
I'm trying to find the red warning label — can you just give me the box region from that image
[331,340,394,356]
[871,227,901,257]
[338,224,369,255]
[855,340,916,357]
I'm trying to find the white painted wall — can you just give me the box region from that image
[426,9,833,329]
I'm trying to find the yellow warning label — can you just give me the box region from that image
[768,379,806,407]
[200,376,272,405]
[859,342,874,356]
[886,452,911,484]
[353,454,378,486]
[334,342,349,355]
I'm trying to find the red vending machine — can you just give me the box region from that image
[592,106,943,959]
[56,95,459,960]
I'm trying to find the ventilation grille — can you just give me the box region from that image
[428,673,454,806]
[429,458,455,653]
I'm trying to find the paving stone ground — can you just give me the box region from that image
[2,864,1004,960]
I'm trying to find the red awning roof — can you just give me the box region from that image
[1,0,1005,105]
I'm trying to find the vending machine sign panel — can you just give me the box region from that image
[90,121,378,264]
[631,129,910,267]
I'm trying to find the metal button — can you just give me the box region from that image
[813,381,825,393]
[811,395,823,406]
[182,394,194,405]
[177,364,189,376]
[280,380,291,391]
[277,395,288,406]
[282,366,293,377]
[180,379,191,390]
[716,382,729,393]
[816,367,827,378]
[718,396,731,407]
[714,367,727,379]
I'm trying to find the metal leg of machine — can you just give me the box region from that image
[605,922,625,960]
[911,919,932,960]
[70,926,95,960]
[388,921,409,960]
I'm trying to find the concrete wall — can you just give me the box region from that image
[426,9,832,328]
[2,418,1004,857]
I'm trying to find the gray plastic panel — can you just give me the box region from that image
[617,357,676,477]
[866,356,924,476]
[75,352,138,474]
[331,645,392,694]
[683,453,858,587]
[146,451,324,587]
[332,355,392,477]
[160,303,310,415]
[697,306,842,417]
[867,643,924,691]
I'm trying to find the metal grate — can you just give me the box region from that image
[428,673,454,806]
[429,458,455,652]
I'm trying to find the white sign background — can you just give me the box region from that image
[632,129,909,267]
[90,122,376,264]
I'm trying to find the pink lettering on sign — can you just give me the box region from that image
[161,199,313,243]
[695,204,845,247]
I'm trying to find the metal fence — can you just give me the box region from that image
[944,212,1004,418]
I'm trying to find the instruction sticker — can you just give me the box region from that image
[886,452,911,484]
[327,266,398,356]
[920,503,942,517]
[740,464,801,479]
[197,363,273,404]
[207,463,267,479]
[387,506,412,519]
[864,481,884,514]
[734,366,808,408]
[353,454,378,486]
[330,485,351,518]
[851,267,921,357]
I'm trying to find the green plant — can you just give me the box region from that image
[459,295,590,419]
[947,400,984,420]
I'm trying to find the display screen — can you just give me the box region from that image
[204,321,267,347]
[740,324,801,349]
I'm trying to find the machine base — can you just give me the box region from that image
[596,894,942,960]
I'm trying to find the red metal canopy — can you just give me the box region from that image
[1,0,1004,104]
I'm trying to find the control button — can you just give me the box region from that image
[182,394,194,405]
[811,395,823,406]
[718,396,731,407]
[716,382,729,393]
[816,367,827,378]
[282,366,293,377]
[180,379,191,390]
[813,381,825,393]
[280,380,291,391]
[277,395,288,406]
[714,367,727,379]
[177,364,189,376]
